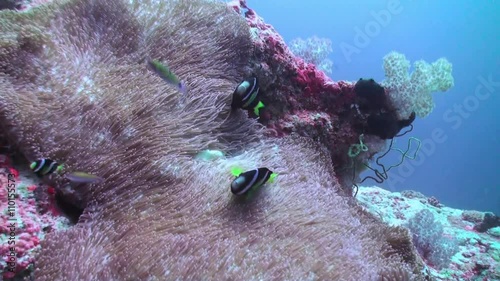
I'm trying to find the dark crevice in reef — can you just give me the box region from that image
[0,0,21,10]
[0,134,22,164]
[54,192,84,224]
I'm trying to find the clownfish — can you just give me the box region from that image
[30,158,104,184]
[231,77,265,116]
[30,159,64,178]
[230,167,277,196]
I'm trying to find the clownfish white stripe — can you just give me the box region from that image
[242,88,259,109]
[236,168,259,195]
[33,158,45,173]
[251,170,271,191]
[242,77,257,102]
[46,161,58,174]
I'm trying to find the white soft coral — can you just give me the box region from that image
[381,51,454,119]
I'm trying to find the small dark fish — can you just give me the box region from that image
[230,167,277,196]
[231,77,265,116]
[147,59,187,94]
[30,159,64,178]
[65,171,104,184]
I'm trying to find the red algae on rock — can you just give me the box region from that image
[0,154,71,279]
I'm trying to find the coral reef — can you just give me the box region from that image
[357,186,500,281]
[288,36,334,75]
[474,213,500,233]
[0,0,427,280]
[407,209,459,269]
[0,0,434,280]
[0,0,457,280]
[228,1,452,194]
[229,1,393,194]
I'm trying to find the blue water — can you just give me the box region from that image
[247,0,500,214]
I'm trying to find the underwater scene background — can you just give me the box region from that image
[0,0,499,280]
[249,0,500,215]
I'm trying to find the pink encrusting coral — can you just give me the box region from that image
[229,0,355,108]
[0,154,71,279]
[288,36,334,75]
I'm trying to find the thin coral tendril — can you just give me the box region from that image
[348,134,369,158]
[351,125,421,197]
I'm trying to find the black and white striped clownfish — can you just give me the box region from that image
[30,158,104,184]
[30,158,64,178]
[231,77,265,116]
[230,167,277,196]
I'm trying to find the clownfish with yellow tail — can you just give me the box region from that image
[30,158,104,184]
[231,77,265,117]
[230,167,277,196]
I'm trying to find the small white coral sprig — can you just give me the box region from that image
[289,36,334,75]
